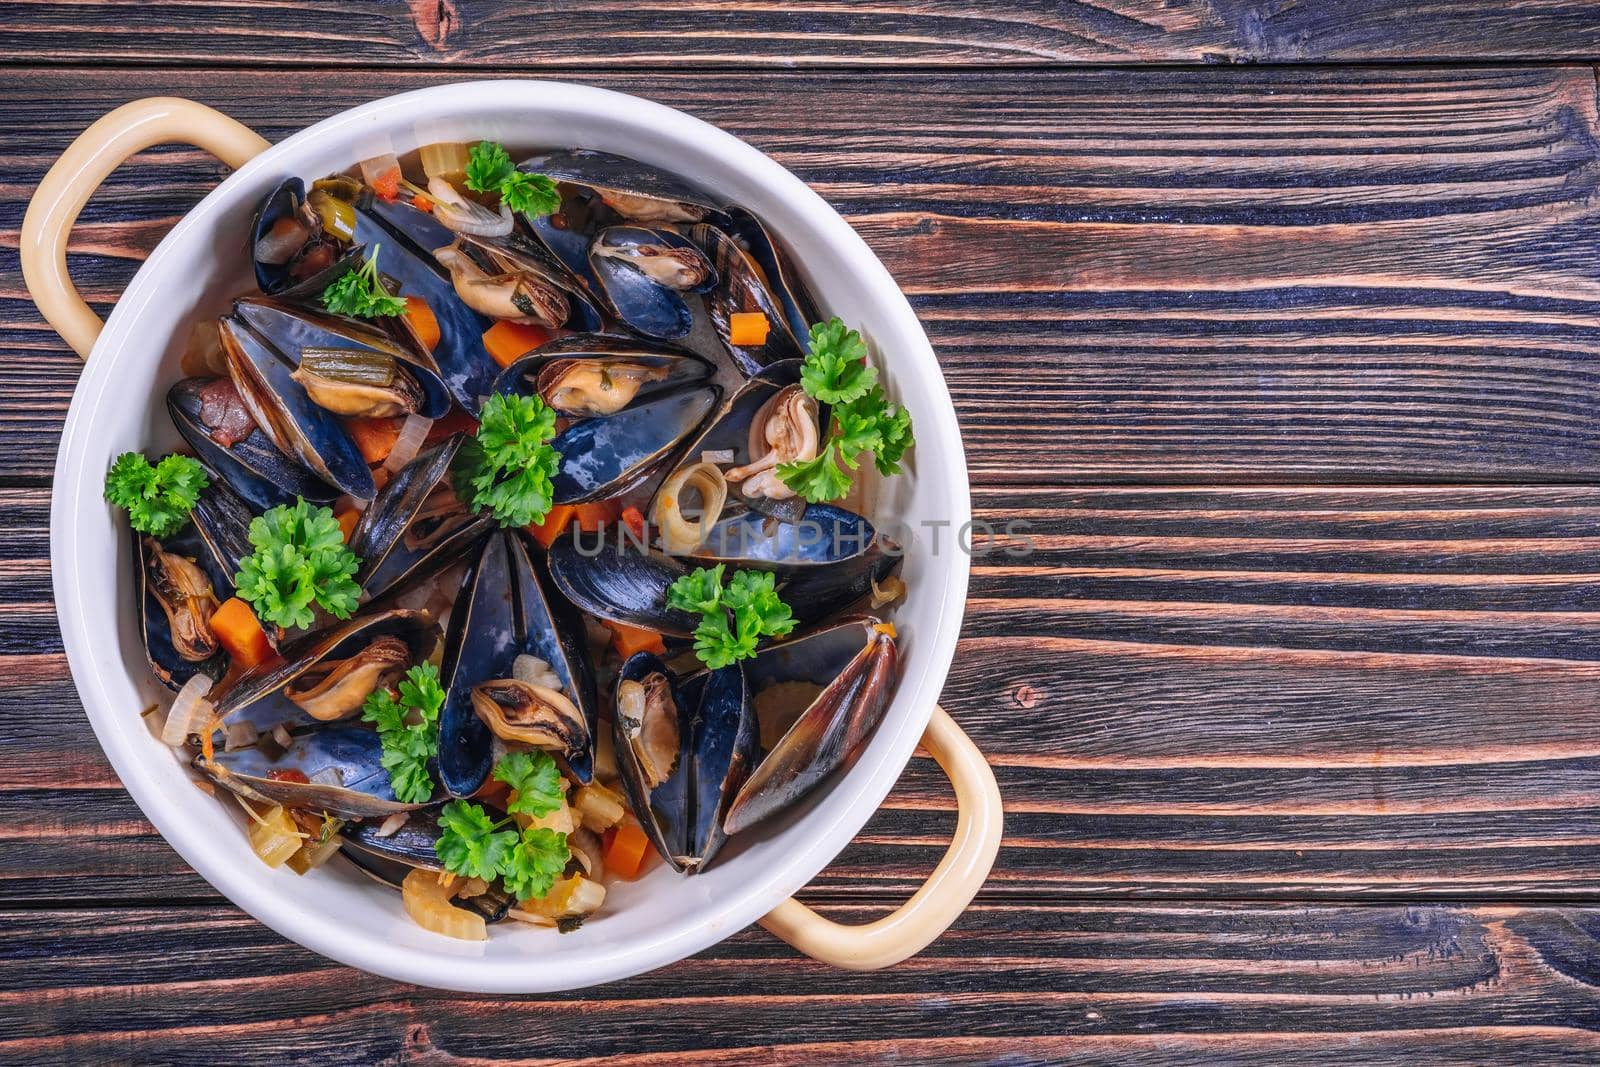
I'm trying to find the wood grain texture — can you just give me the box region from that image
[1,0,1599,67]
[6,902,1600,1065]
[9,66,1600,481]
[13,485,1600,903]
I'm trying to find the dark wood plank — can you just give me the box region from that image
[2,1,1598,68]
[9,66,1600,483]
[15,485,1600,903]
[5,902,1600,1064]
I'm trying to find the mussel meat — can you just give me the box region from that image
[283,635,411,721]
[200,723,434,819]
[493,336,712,418]
[517,149,725,225]
[142,535,220,663]
[470,679,589,759]
[587,225,716,340]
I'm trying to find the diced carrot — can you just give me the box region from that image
[606,621,665,660]
[347,415,404,465]
[621,506,646,541]
[873,621,898,639]
[483,321,552,368]
[404,295,441,352]
[572,499,620,533]
[411,193,434,214]
[371,166,401,202]
[728,311,770,347]
[335,505,361,543]
[212,597,272,670]
[526,504,577,548]
[602,822,652,880]
[424,408,479,445]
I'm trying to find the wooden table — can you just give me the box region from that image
[9,3,1600,1062]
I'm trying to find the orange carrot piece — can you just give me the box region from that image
[370,167,401,202]
[621,506,646,541]
[334,505,360,544]
[526,504,577,548]
[212,597,272,670]
[728,311,770,347]
[346,416,403,465]
[483,321,552,368]
[602,823,651,880]
[404,295,441,352]
[572,499,620,533]
[606,621,665,660]
[411,193,434,213]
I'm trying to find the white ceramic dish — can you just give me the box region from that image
[22,82,1001,992]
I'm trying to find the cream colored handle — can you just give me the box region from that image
[759,706,1003,970]
[21,97,270,360]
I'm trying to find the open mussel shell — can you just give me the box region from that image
[689,503,878,572]
[690,223,806,375]
[546,534,702,638]
[219,308,376,501]
[213,608,437,733]
[437,530,599,795]
[549,384,720,504]
[351,436,492,604]
[724,207,819,344]
[230,295,451,420]
[518,149,725,225]
[168,377,338,511]
[491,336,712,417]
[723,618,898,836]
[338,844,514,924]
[588,226,716,341]
[457,227,605,333]
[134,525,230,692]
[613,654,756,873]
[652,360,809,526]
[199,723,434,819]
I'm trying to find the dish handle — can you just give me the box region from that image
[21,97,270,360]
[759,705,1003,969]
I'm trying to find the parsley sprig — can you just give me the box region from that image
[233,498,363,630]
[321,245,407,319]
[777,318,915,503]
[464,141,561,217]
[452,392,562,527]
[104,452,209,538]
[435,750,571,901]
[666,565,796,669]
[361,662,445,804]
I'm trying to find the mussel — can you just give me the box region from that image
[350,436,492,604]
[724,617,898,834]
[168,377,339,512]
[690,223,807,375]
[612,654,755,873]
[587,225,716,341]
[199,723,433,819]
[723,207,819,345]
[231,296,451,421]
[339,844,514,924]
[340,810,516,921]
[436,530,599,795]
[546,534,702,638]
[218,304,376,501]
[517,150,725,225]
[470,679,589,759]
[492,339,720,504]
[492,336,711,417]
[213,608,437,734]
[251,176,348,296]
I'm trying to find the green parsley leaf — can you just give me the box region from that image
[104,452,209,538]
[451,392,562,527]
[494,750,564,818]
[502,827,570,903]
[362,662,445,804]
[870,396,915,476]
[499,170,561,217]
[799,318,876,405]
[666,564,725,617]
[464,141,515,195]
[776,444,854,504]
[724,569,796,641]
[234,498,363,630]
[321,245,407,319]
[435,799,519,881]
[692,610,756,670]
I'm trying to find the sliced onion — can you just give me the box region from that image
[373,812,410,838]
[395,581,436,612]
[428,176,513,237]
[272,724,295,750]
[651,462,727,553]
[512,653,562,691]
[161,674,215,747]
[870,575,906,609]
[310,767,345,787]
[700,448,736,464]
[381,412,433,476]
[180,319,227,378]
[223,721,259,751]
